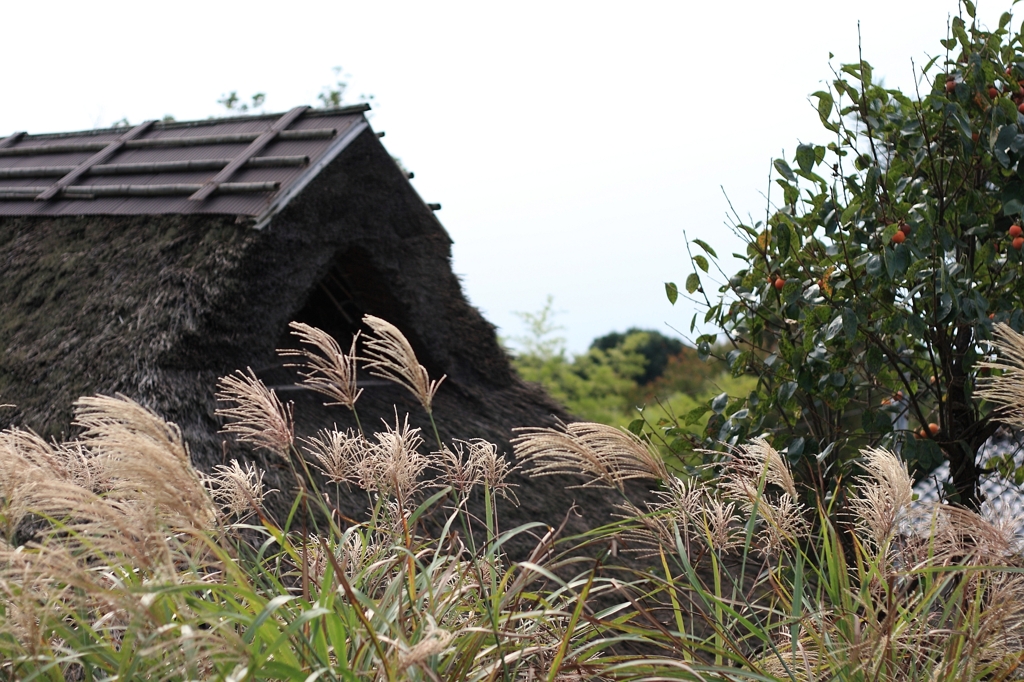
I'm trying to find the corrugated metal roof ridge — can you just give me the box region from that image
[9,104,371,141]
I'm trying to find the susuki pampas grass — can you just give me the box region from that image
[280,321,363,412]
[215,368,294,458]
[361,314,445,414]
[512,420,668,492]
[977,321,1024,429]
[4,319,1024,680]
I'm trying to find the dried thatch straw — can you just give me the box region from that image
[361,315,445,413]
[977,322,1024,429]
[512,421,668,492]
[279,322,363,410]
[215,369,295,459]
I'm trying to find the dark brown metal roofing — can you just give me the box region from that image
[0,105,370,228]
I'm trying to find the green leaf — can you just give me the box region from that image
[627,419,645,436]
[963,0,975,17]
[710,392,729,414]
[692,238,717,258]
[1001,183,1024,216]
[684,405,710,426]
[693,255,709,273]
[775,221,791,260]
[685,273,701,294]
[944,102,973,141]
[998,98,1019,127]
[939,292,954,321]
[813,91,836,130]
[866,254,883,277]
[778,381,798,404]
[774,159,797,182]
[824,314,844,341]
[665,281,678,304]
[795,144,816,173]
[842,308,858,342]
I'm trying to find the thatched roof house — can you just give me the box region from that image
[0,105,639,536]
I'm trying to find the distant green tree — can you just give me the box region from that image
[317,66,375,109]
[217,91,266,114]
[509,298,646,423]
[591,328,684,385]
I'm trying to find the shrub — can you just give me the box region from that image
[669,5,1024,507]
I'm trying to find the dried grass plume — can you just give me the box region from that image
[361,315,445,413]
[849,447,914,546]
[215,369,295,458]
[279,322,363,410]
[976,322,1024,429]
[513,421,668,492]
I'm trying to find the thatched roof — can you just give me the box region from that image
[0,107,646,544]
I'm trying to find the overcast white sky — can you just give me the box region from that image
[1,1,1010,351]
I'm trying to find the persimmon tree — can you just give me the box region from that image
[668,4,1024,507]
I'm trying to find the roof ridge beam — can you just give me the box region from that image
[189,106,308,203]
[35,121,156,201]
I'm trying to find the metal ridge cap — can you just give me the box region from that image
[251,118,369,231]
[149,104,371,131]
[7,104,372,141]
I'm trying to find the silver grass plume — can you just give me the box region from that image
[617,475,705,556]
[204,459,275,519]
[976,322,1024,429]
[74,394,217,532]
[361,315,445,413]
[719,439,807,554]
[302,428,366,485]
[437,438,517,500]
[279,322,363,410]
[463,438,516,500]
[849,447,914,546]
[215,368,295,458]
[703,497,743,553]
[724,438,798,498]
[513,421,668,492]
[435,442,483,495]
[398,616,454,673]
[354,414,427,498]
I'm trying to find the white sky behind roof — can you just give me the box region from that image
[2,1,1010,352]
